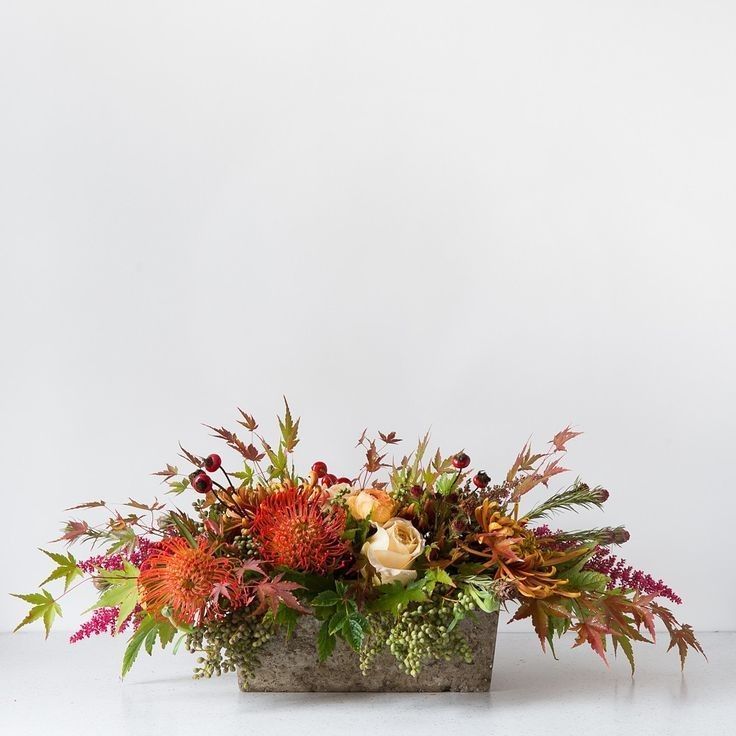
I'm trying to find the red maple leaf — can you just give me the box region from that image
[572,617,613,665]
[233,559,266,582]
[378,431,402,445]
[51,520,90,545]
[237,408,258,431]
[254,574,308,615]
[550,426,582,452]
[210,581,233,603]
[540,458,569,486]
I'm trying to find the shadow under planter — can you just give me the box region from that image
[238,611,499,692]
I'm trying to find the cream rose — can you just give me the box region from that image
[346,488,396,524]
[361,517,425,585]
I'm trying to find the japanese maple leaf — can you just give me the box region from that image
[572,617,613,665]
[378,431,402,445]
[210,581,233,604]
[233,559,266,582]
[512,597,571,650]
[651,603,707,670]
[540,458,569,486]
[237,408,258,431]
[254,574,308,615]
[598,593,652,643]
[52,520,90,545]
[667,625,707,671]
[550,426,582,452]
[629,593,657,640]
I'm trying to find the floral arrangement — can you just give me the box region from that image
[13,402,704,681]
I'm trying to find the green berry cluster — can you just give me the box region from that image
[231,532,259,558]
[186,608,273,680]
[360,592,475,677]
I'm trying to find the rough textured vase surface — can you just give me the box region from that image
[238,611,499,692]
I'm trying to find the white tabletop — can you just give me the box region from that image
[1,631,732,736]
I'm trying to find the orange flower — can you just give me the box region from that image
[346,488,396,523]
[138,537,242,625]
[251,486,350,574]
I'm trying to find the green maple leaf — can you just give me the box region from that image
[421,568,454,595]
[12,589,62,638]
[277,397,300,453]
[367,580,428,614]
[121,614,177,677]
[38,549,83,591]
[88,561,140,633]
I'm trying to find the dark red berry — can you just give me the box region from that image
[192,472,212,494]
[452,452,470,470]
[204,453,221,473]
[311,461,328,478]
[322,473,337,488]
[409,484,423,498]
[473,471,491,489]
[336,477,352,484]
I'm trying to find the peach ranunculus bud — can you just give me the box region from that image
[346,488,396,524]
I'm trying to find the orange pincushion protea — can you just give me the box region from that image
[251,486,350,574]
[138,537,243,625]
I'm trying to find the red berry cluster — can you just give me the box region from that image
[191,454,223,494]
[311,461,350,488]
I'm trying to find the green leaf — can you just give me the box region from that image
[278,397,300,453]
[421,568,454,595]
[465,584,500,614]
[38,549,83,591]
[89,561,140,632]
[232,463,254,484]
[273,604,299,639]
[105,527,138,554]
[121,615,177,677]
[564,570,609,594]
[311,591,341,608]
[122,615,156,677]
[328,609,347,635]
[435,473,457,496]
[317,618,336,661]
[367,581,428,614]
[12,589,61,638]
[167,478,190,495]
[342,613,366,651]
[280,570,336,595]
[169,512,197,548]
[614,634,636,675]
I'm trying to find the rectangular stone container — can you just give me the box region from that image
[238,611,499,692]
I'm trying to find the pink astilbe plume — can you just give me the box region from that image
[77,537,157,574]
[533,527,681,604]
[584,547,682,605]
[69,606,140,643]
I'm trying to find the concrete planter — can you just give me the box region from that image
[238,611,499,692]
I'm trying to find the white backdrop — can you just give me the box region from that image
[1,1,734,634]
